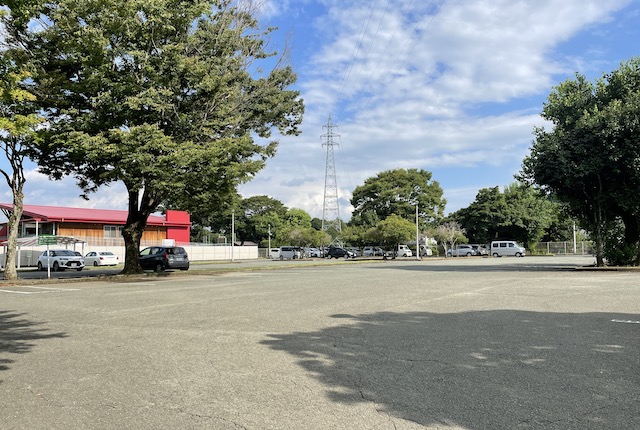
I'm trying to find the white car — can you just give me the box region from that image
[363,246,384,256]
[37,249,85,271]
[397,245,413,257]
[84,251,120,266]
[303,247,322,257]
[447,244,477,257]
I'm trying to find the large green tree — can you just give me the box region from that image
[234,195,287,245]
[452,183,562,248]
[4,0,304,273]
[350,168,446,228]
[0,57,42,280]
[366,214,414,258]
[522,58,640,265]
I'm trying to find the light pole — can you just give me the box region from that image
[231,209,235,262]
[415,203,421,260]
[268,224,271,256]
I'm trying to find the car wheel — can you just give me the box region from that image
[466,252,472,257]
[52,261,59,272]
[446,252,452,257]
[37,261,43,271]
[493,253,499,257]
[154,262,165,273]
[279,255,284,260]
[516,252,523,257]
[93,261,99,267]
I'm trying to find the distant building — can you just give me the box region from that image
[0,203,191,245]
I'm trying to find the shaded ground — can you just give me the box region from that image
[263,309,639,429]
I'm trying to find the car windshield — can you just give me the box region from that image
[56,250,77,256]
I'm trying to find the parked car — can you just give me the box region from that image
[37,249,85,271]
[84,251,120,266]
[279,246,302,260]
[490,240,526,257]
[363,246,384,256]
[347,247,362,257]
[139,246,189,272]
[326,246,354,259]
[304,247,322,258]
[470,244,488,256]
[410,244,433,257]
[447,244,477,257]
[268,248,280,259]
[397,244,413,257]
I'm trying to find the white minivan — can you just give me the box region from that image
[279,246,301,260]
[397,244,413,257]
[490,241,526,257]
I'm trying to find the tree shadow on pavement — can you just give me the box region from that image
[262,310,639,429]
[0,310,68,376]
[373,259,592,273]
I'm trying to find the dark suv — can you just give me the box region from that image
[326,246,354,259]
[139,246,190,272]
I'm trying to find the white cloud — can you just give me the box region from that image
[238,0,631,219]
[5,0,634,224]
[20,169,129,210]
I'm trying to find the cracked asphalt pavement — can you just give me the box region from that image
[1,256,638,429]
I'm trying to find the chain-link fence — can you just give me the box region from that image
[532,241,594,255]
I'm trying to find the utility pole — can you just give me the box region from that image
[321,115,342,234]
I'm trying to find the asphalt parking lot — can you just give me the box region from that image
[1,256,638,429]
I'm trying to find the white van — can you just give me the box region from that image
[268,248,280,259]
[279,246,301,260]
[490,241,526,257]
[397,245,413,257]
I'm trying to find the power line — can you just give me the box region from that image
[335,0,380,103]
[335,0,447,122]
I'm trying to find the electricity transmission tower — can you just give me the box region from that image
[321,115,342,233]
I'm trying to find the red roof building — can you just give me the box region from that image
[0,203,191,244]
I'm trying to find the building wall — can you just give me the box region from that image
[165,210,191,243]
[57,223,168,242]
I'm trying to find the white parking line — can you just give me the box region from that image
[20,285,81,291]
[0,285,81,294]
[0,289,34,294]
[611,319,640,324]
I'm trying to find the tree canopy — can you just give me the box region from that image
[452,183,565,248]
[350,168,446,228]
[0,55,42,280]
[234,195,287,245]
[3,0,304,272]
[366,214,415,257]
[522,57,640,265]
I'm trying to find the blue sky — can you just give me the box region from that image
[3,0,640,221]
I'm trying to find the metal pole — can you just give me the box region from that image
[231,210,235,262]
[415,203,420,260]
[47,243,51,279]
[268,224,271,257]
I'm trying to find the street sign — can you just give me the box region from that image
[37,235,57,246]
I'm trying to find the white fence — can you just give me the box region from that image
[2,238,258,268]
[532,241,594,255]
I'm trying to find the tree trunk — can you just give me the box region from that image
[593,206,606,267]
[120,189,155,274]
[3,184,24,280]
[621,212,640,266]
